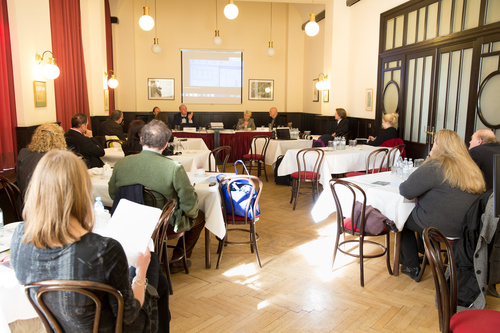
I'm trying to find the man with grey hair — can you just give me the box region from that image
[98,109,126,140]
[173,104,195,128]
[109,120,205,272]
[469,128,500,190]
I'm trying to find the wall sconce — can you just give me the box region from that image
[105,70,118,89]
[224,0,238,20]
[139,6,154,31]
[305,0,319,37]
[315,73,329,90]
[35,51,60,79]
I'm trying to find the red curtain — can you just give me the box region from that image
[49,0,90,130]
[105,0,115,114]
[0,0,18,170]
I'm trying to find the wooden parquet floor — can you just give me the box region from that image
[170,165,500,333]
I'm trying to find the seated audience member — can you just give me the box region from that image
[469,128,500,190]
[317,108,351,146]
[268,106,283,128]
[16,123,66,196]
[173,104,195,128]
[398,129,485,280]
[366,113,399,146]
[122,120,145,155]
[109,120,205,272]
[147,106,161,123]
[236,110,256,130]
[10,150,169,332]
[65,113,105,168]
[98,110,126,140]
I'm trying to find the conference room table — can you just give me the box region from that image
[277,145,389,188]
[90,170,229,268]
[173,129,272,162]
[254,139,314,166]
[310,171,416,275]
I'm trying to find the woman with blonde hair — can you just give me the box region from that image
[10,150,170,331]
[236,110,256,130]
[367,113,399,146]
[16,123,67,196]
[398,129,486,279]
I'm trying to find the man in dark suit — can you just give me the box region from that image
[98,110,125,140]
[469,128,500,190]
[173,104,195,128]
[65,113,105,168]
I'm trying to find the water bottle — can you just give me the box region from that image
[0,208,4,237]
[341,137,346,150]
[396,156,404,177]
[402,158,410,179]
[94,197,105,213]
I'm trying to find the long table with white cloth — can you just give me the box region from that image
[311,171,415,276]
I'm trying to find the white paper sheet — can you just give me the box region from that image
[95,199,161,266]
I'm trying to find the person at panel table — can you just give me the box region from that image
[468,128,500,190]
[173,104,195,128]
[366,113,399,146]
[10,149,170,332]
[236,110,256,131]
[398,129,485,280]
[268,106,284,129]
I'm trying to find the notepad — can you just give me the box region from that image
[95,199,161,266]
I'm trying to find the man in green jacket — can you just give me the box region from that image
[109,120,204,271]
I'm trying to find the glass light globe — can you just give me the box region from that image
[152,43,162,54]
[266,47,275,57]
[213,36,222,46]
[43,63,60,79]
[108,77,118,89]
[139,7,154,31]
[305,14,319,37]
[224,3,239,20]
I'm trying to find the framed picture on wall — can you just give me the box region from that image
[148,78,175,100]
[248,79,274,101]
[323,89,330,103]
[313,79,319,102]
[365,88,373,111]
[33,81,47,107]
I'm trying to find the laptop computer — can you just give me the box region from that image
[276,128,295,140]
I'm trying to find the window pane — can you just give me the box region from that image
[426,2,438,40]
[453,0,464,33]
[456,49,473,140]
[464,0,480,30]
[445,51,461,130]
[486,0,500,25]
[435,53,450,132]
[412,58,424,142]
[395,15,404,48]
[419,56,433,143]
[417,8,426,42]
[386,19,395,50]
[405,59,415,141]
[439,0,452,36]
[407,10,417,44]
[492,41,500,52]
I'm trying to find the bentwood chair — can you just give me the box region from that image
[0,174,22,221]
[208,146,231,172]
[242,135,270,181]
[330,179,392,287]
[423,227,500,333]
[384,144,406,171]
[290,148,324,210]
[24,280,124,333]
[151,199,178,295]
[346,148,389,177]
[217,175,263,268]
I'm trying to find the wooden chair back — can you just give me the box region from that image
[386,144,406,169]
[248,135,270,161]
[295,148,324,181]
[209,146,231,172]
[24,280,124,333]
[423,227,457,333]
[0,175,22,221]
[365,148,389,174]
[143,187,167,208]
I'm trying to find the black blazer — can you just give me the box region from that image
[332,118,350,136]
[469,142,500,190]
[98,119,126,140]
[366,127,398,146]
[65,129,105,168]
[173,113,195,128]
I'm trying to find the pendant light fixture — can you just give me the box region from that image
[139,2,155,31]
[151,0,161,53]
[305,0,319,37]
[224,0,238,20]
[213,0,222,46]
[266,3,275,57]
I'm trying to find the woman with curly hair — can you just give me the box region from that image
[398,129,486,279]
[16,123,67,196]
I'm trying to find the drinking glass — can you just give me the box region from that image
[349,140,357,148]
[414,158,424,168]
[328,141,334,151]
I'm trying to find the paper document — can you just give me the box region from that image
[95,199,161,266]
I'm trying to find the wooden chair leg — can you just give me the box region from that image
[359,235,365,287]
[292,180,301,210]
[262,161,268,181]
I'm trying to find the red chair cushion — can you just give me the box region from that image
[242,154,263,160]
[290,171,320,179]
[451,309,500,333]
[346,169,381,177]
[226,213,260,221]
[343,217,360,232]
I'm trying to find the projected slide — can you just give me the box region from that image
[182,50,242,104]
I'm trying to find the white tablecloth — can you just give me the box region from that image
[278,145,387,188]
[311,172,415,231]
[90,172,227,239]
[169,150,214,172]
[253,139,313,165]
[173,138,208,151]
[101,147,125,167]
